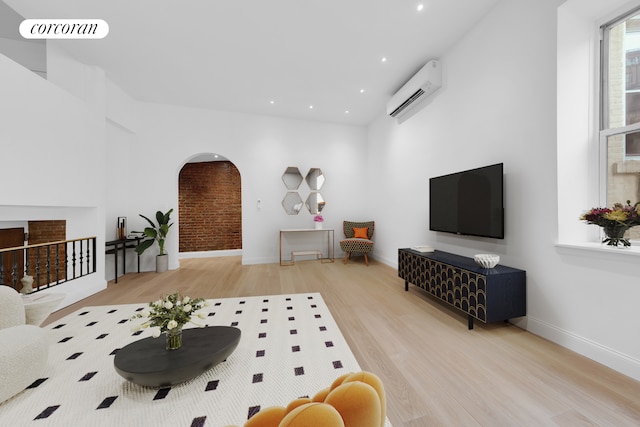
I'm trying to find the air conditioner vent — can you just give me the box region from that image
[386,60,441,121]
[389,88,425,118]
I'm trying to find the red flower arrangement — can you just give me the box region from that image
[580,200,640,246]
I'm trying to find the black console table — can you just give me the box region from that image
[398,248,526,329]
[105,237,142,283]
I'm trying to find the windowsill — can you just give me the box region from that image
[556,241,640,259]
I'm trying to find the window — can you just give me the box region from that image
[601,7,640,242]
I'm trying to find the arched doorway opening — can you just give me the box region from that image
[178,153,242,254]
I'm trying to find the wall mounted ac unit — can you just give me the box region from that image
[386,59,441,119]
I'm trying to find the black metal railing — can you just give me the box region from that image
[0,236,96,292]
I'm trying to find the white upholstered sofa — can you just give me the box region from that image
[0,285,49,403]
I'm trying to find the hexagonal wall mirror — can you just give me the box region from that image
[282,192,304,215]
[305,192,325,214]
[282,167,303,190]
[305,168,325,191]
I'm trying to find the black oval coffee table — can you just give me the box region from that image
[113,326,241,387]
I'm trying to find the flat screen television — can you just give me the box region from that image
[429,163,504,239]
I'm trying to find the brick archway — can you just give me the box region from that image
[178,160,242,252]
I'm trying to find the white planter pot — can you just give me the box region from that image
[315,222,323,230]
[156,254,169,273]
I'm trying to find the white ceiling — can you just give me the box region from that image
[4,0,499,126]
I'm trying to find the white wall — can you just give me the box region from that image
[367,0,640,381]
[0,53,107,304]
[126,104,368,269]
[0,38,45,77]
[368,0,558,267]
[0,54,105,208]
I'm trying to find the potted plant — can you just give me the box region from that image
[134,208,174,272]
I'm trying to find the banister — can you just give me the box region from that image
[0,236,97,293]
[0,236,97,253]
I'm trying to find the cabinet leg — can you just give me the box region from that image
[468,316,474,330]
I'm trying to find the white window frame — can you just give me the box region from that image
[599,122,640,204]
[600,5,640,131]
[556,0,640,258]
[600,8,640,213]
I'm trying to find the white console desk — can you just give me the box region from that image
[279,228,335,266]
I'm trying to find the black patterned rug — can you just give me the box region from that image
[0,293,390,426]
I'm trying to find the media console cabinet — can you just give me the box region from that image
[398,248,526,329]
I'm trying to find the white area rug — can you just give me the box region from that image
[0,293,391,427]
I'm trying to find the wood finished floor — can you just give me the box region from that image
[45,256,640,426]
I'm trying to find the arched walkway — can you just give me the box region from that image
[178,153,242,253]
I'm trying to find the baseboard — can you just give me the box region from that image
[375,253,398,269]
[241,255,279,265]
[179,249,242,259]
[526,315,640,382]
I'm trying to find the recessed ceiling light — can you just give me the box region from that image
[309,105,313,109]
[360,89,365,93]
[381,57,387,63]
[270,100,275,104]
[345,110,350,114]
[417,4,424,12]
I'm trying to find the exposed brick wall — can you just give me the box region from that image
[27,220,67,286]
[178,161,242,252]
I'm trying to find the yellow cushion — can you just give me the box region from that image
[342,372,386,427]
[352,227,368,239]
[280,403,345,427]
[325,382,381,427]
[311,388,330,402]
[329,373,352,391]
[244,406,286,427]
[285,398,312,413]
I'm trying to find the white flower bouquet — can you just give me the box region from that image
[130,292,207,338]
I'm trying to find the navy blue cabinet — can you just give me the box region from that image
[398,249,526,329]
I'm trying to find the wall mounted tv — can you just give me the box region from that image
[429,163,504,239]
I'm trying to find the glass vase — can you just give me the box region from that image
[166,327,183,350]
[602,224,631,247]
